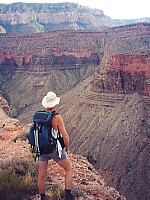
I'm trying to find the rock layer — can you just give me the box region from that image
[0,23,149,123]
[0,2,112,33]
[93,23,150,96]
[58,23,150,200]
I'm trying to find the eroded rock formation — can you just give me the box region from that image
[59,79,150,200]
[0,2,112,33]
[93,54,150,95]
[0,96,20,130]
[93,23,150,96]
[0,30,105,121]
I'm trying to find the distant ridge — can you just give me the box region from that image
[113,17,150,26]
[0,2,112,33]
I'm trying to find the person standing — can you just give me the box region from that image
[38,91,74,200]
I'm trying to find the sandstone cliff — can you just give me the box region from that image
[0,2,112,33]
[93,23,150,96]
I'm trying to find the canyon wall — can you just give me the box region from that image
[0,2,112,33]
[0,30,105,121]
[0,23,149,122]
[93,23,150,96]
[58,23,150,200]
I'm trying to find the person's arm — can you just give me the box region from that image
[57,115,69,153]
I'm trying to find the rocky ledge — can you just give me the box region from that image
[0,126,125,200]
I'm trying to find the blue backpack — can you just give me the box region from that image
[28,110,65,159]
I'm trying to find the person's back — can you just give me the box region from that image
[38,91,74,200]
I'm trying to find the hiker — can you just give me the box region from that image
[38,91,74,200]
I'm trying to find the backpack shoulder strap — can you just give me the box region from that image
[51,110,59,116]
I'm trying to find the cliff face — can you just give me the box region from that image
[61,89,150,200]
[93,23,150,96]
[0,2,112,33]
[93,53,150,95]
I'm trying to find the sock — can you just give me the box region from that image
[65,189,72,197]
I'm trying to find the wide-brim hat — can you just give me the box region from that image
[42,91,60,108]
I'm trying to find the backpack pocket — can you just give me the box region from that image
[28,124,35,146]
[39,127,56,154]
[40,142,56,154]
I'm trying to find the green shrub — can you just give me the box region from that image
[0,170,31,200]
[0,158,38,200]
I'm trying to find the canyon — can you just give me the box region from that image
[0,21,149,200]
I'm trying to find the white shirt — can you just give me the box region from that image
[51,128,63,157]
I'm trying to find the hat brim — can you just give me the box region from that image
[42,96,60,108]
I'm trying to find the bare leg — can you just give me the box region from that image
[57,158,73,189]
[38,161,48,194]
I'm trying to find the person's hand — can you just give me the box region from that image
[65,147,69,154]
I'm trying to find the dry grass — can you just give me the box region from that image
[0,158,38,200]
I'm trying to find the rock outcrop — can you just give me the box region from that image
[0,2,112,33]
[0,95,20,130]
[93,23,150,96]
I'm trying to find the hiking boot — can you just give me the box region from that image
[40,193,49,200]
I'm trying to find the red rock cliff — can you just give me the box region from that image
[93,23,150,96]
